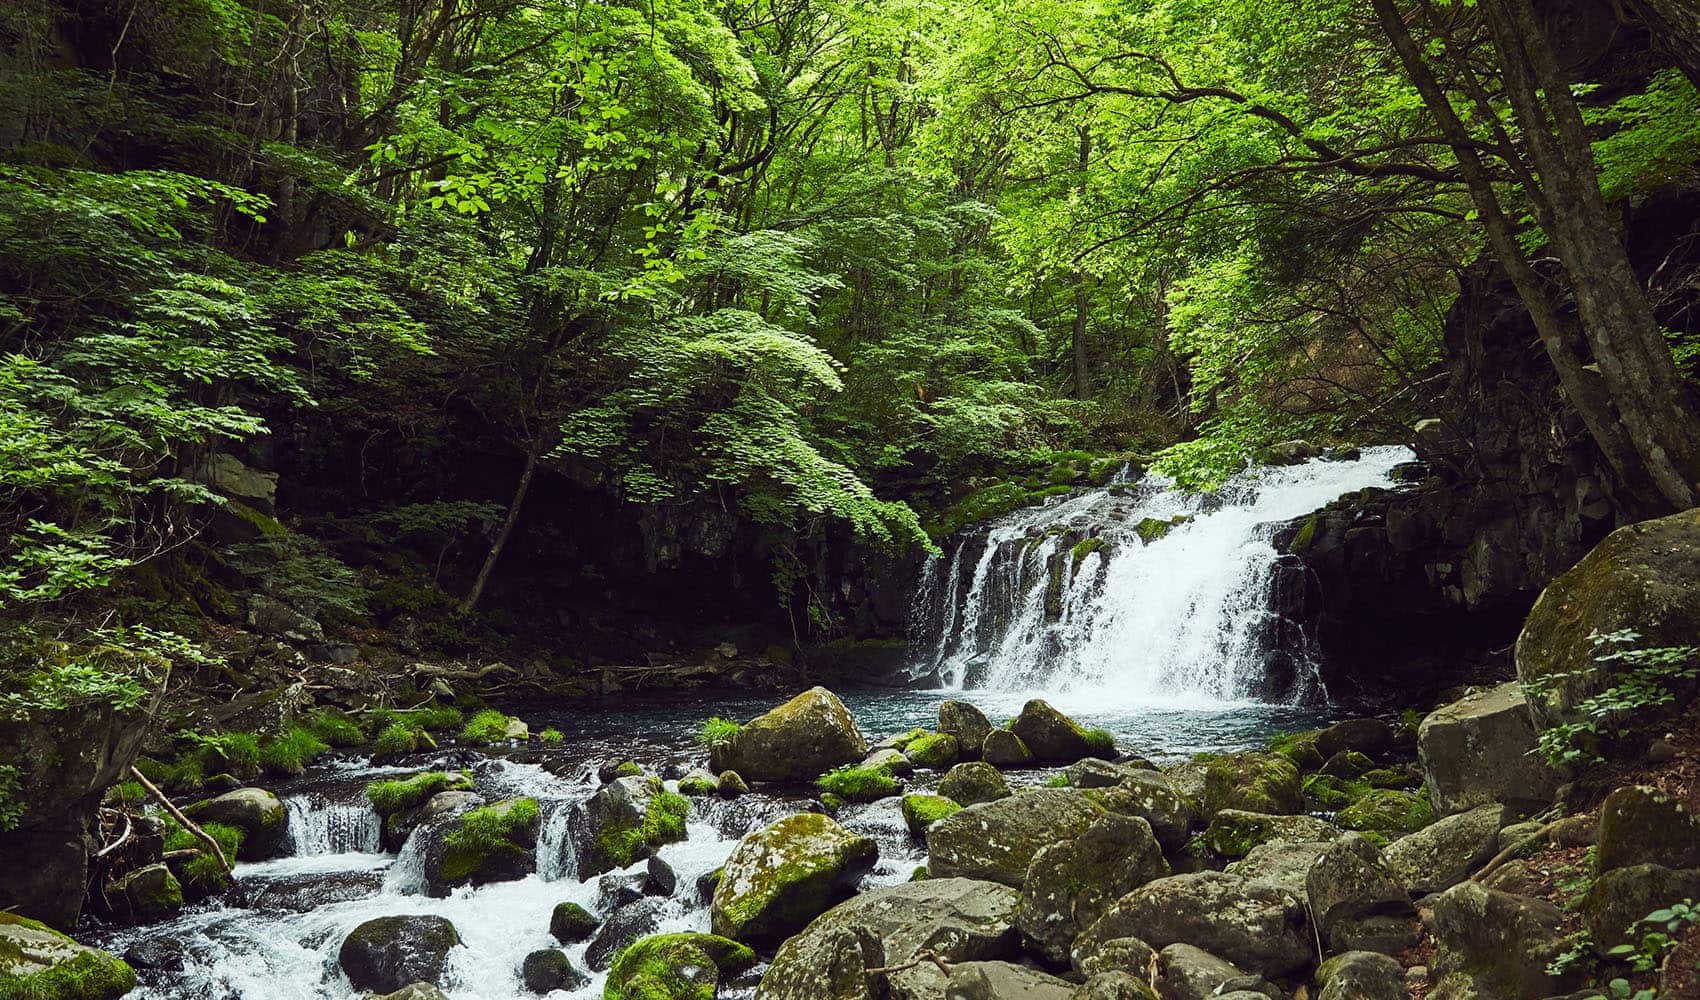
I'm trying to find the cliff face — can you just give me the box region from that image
[1283,188,1700,703]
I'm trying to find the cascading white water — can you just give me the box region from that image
[912,446,1413,707]
[285,795,382,855]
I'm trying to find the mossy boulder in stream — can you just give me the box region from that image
[902,731,959,768]
[420,797,540,894]
[938,761,1010,805]
[709,687,867,783]
[0,912,136,1000]
[338,914,462,993]
[902,794,961,837]
[182,787,288,861]
[1204,809,1340,858]
[577,775,690,876]
[1417,682,1560,815]
[711,812,878,946]
[1336,788,1433,837]
[981,729,1034,767]
[604,932,756,1000]
[938,700,993,760]
[111,862,184,923]
[1010,699,1113,764]
[927,787,1105,886]
[1199,753,1302,819]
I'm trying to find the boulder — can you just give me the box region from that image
[338,915,461,993]
[419,797,540,894]
[585,897,667,971]
[373,986,451,1000]
[1382,803,1503,893]
[678,768,720,796]
[1305,834,1415,954]
[710,687,867,782]
[111,862,183,923]
[1200,754,1302,819]
[1074,935,1156,979]
[1426,882,1580,1000]
[1074,971,1159,1000]
[1316,718,1396,761]
[941,960,1075,999]
[1073,872,1311,978]
[718,771,749,797]
[520,948,587,993]
[1087,771,1195,852]
[1011,699,1112,763]
[122,936,187,972]
[1417,682,1562,814]
[384,787,480,852]
[1580,864,1700,953]
[901,794,961,838]
[1225,840,1336,898]
[1203,810,1340,858]
[755,878,1021,1000]
[549,901,598,943]
[982,729,1035,767]
[1157,943,1280,1000]
[903,731,960,768]
[864,748,914,776]
[1017,814,1168,965]
[576,776,689,876]
[604,932,755,1000]
[940,700,994,760]
[1318,750,1374,779]
[644,855,677,897]
[1595,785,1700,873]
[184,787,289,860]
[1516,508,1700,731]
[1336,788,1434,837]
[927,788,1104,886]
[0,912,136,999]
[939,761,1010,805]
[711,812,878,946]
[1316,951,1405,1000]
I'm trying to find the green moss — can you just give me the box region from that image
[1082,728,1116,757]
[162,819,241,895]
[596,785,691,869]
[1202,753,1302,816]
[910,864,931,881]
[372,721,428,761]
[1302,773,1364,810]
[368,704,464,735]
[1288,514,1321,554]
[604,932,756,1000]
[133,754,201,793]
[440,797,541,883]
[305,710,364,748]
[1269,730,1324,770]
[366,770,475,817]
[887,728,929,751]
[678,775,718,796]
[227,500,286,538]
[1337,788,1434,835]
[818,792,844,814]
[1362,767,1416,789]
[815,764,899,802]
[0,947,137,1000]
[1045,773,1072,787]
[900,794,961,837]
[1070,537,1108,576]
[538,727,564,744]
[610,760,643,779]
[184,731,260,780]
[458,709,514,745]
[105,781,145,809]
[904,732,958,768]
[697,717,742,748]
[933,483,1039,537]
[258,726,330,777]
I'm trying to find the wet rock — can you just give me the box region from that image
[709,687,868,783]
[1595,785,1700,873]
[940,700,994,760]
[982,729,1035,767]
[373,986,451,1000]
[903,731,960,769]
[386,788,480,853]
[1073,872,1311,978]
[927,787,1104,886]
[597,873,646,911]
[1204,810,1340,858]
[1017,814,1168,965]
[0,912,136,999]
[1516,508,1700,732]
[901,794,961,838]
[419,797,540,894]
[1305,834,1415,954]
[1074,935,1156,979]
[1336,788,1434,837]
[604,932,755,1000]
[550,901,599,943]
[1200,754,1302,819]
[864,748,914,776]
[1087,771,1195,852]
[338,914,461,993]
[711,812,878,946]
[1157,943,1280,1000]
[717,771,749,797]
[122,936,187,972]
[112,862,183,923]
[184,787,289,860]
[1426,882,1580,1000]
[521,948,587,993]
[577,776,689,876]
[1580,864,1700,953]
[645,855,678,897]
[1417,682,1561,814]
[1318,750,1374,779]
[939,761,1010,805]
[1011,699,1112,764]
[755,877,1021,1000]
[586,897,667,970]
[1257,439,1318,465]
[1074,971,1159,1000]
[1316,718,1396,761]
[678,768,720,796]
[1382,803,1503,893]
[1316,951,1405,1000]
[1224,840,1335,899]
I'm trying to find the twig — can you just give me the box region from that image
[1470,821,1555,883]
[128,766,232,873]
[865,949,952,976]
[94,812,133,859]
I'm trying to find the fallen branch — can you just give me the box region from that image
[1470,821,1555,883]
[128,765,232,873]
[94,811,133,860]
[865,949,952,976]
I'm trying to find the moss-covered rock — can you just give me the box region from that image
[1336,788,1433,836]
[816,764,900,803]
[1426,881,1580,999]
[903,731,959,768]
[677,769,720,796]
[709,687,867,783]
[981,729,1034,767]
[112,863,183,923]
[1381,802,1503,894]
[366,771,474,818]
[927,787,1104,886]
[938,700,992,760]
[1595,784,1700,874]
[1268,729,1324,770]
[1010,699,1111,764]
[1319,750,1374,779]
[520,948,586,993]
[1581,864,1700,954]
[901,794,961,838]
[1082,770,1196,853]
[0,912,136,1000]
[579,776,690,876]
[182,787,288,861]
[710,813,877,946]
[1200,753,1302,819]
[1417,682,1561,815]
[938,761,1010,806]
[338,914,462,993]
[1016,814,1167,965]
[716,771,749,797]
[1316,718,1396,760]
[1074,872,1311,979]
[1203,809,1341,858]
[605,933,756,1000]
[549,901,599,944]
[1301,773,1361,810]
[421,797,540,893]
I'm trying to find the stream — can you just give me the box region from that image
[90,448,1412,999]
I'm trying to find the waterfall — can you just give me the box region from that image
[911,446,1412,706]
[285,795,381,856]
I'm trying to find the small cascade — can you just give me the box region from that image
[535,800,580,882]
[911,446,1413,706]
[285,795,381,856]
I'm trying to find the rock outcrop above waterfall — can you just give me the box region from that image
[709,687,868,783]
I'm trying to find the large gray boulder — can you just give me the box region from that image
[711,812,877,946]
[755,878,1021,1000]
[1305,834,1415,955]
[1073,873,1311,978]
[1087,770,1195,852]
[1199,754,1302,819]
[338,915,462,993]
[1382,803,1503,893]
[1595,785,1700,873]
[1426,882,1581,1000]
[937,960,1075,999]
[185,787,289,861]
[1203,809,1339,858]
[1074,971,1159,1000]
[1017,814,1168,965]
[1417,682,1562,814]
[939,761,1010,805]
[1010,699,1110,763]
[1516,508,1700,731]
[1580,864,1700,953]
[1073,935,1157,979]
[940,700,993,760]
[710,687,867,783]
[927,788,1104,886]
[1157,943,1280,1000]
[1224,840,1336,898]
[1316,951,1405,1000]
[0,913,135,999]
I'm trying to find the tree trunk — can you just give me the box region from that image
[1626,0,1700,87]
[458,443,540,616]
